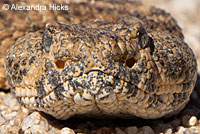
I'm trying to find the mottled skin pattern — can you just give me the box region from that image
[5,14,197,120]
[0,0,184,89]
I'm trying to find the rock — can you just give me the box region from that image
[61,127,75,134]
[154,123,172,133]
[138,126,155,134]
[29,125,46,134]
[164,128,173,134]
[115,127,126,134]
[125,126,138,134]
[22,112,41,130]
[3,112,17,120]
[0,114,6,125]
[177,126,186,133]
[22,112,78,133]
[169,119,181,130]
[182,115,198,127]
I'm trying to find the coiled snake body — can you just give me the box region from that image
[2,0,197,120]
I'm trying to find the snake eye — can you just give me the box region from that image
[55,60,65,69]
[125,57,137,68]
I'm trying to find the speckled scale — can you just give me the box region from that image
[5,15,197,120]
[0,0,188,91]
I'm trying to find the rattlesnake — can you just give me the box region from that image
[1,0,197,120]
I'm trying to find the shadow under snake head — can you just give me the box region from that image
[5,16,197,120]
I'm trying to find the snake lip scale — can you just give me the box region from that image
[4,3,197,120]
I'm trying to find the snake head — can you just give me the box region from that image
[5,16,197,119]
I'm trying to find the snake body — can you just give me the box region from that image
[3,1,197,120]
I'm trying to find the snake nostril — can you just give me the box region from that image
[125,57,137,68]
[55,60,65,69]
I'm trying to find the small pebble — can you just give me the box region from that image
[3,112,17,120]
[182,115,198,127]
[125,126,138,134]
[22,112,41,130]
[154,123,172,133]
[170,119,181,129]
[95,127,113,134]
[30,125,46,134]
[138,126,155,134]
[61,127,76,134]
[0,105,6,111]
[0,114,6,125]
[9,120,15,126]
[177,126,186,133]
[164,128,173,134]
[115,127,126,134]
[24,129,31,134]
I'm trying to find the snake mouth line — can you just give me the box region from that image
[84,68,105,75]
